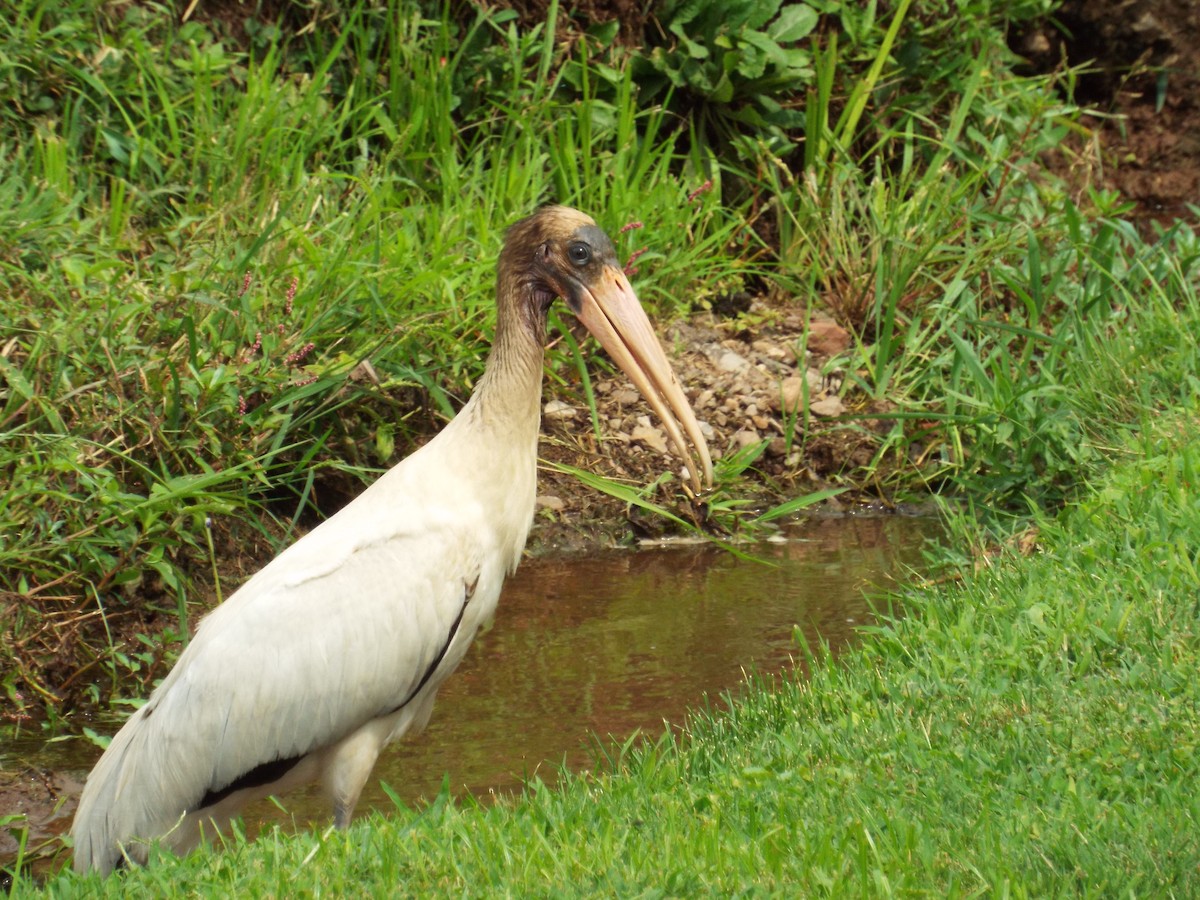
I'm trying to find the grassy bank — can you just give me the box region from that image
[29,259,1200,895]
[0,0,747,718]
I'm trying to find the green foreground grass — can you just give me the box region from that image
[32,269,1200,896]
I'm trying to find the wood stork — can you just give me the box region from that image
[71,206,713,875]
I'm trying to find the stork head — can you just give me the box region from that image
[500,205,713,494]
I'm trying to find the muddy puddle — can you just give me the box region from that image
[1,514,943,872]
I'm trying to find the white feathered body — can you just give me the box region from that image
[72,374,541,874]
[71,205,712,877]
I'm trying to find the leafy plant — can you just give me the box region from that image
[636,0,820,155]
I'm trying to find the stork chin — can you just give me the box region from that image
[71,206,712,875]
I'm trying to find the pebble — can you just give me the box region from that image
[733,429,761,449]
[806,319,851,356]
[810,395,846,417]
[543,399,576,420]
[752,339,786,359]
[773,371,826,413]
[717,350,751,373]
[632,422,669,454]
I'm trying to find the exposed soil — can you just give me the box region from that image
[529,306,893,550]
[1018,0,1200,228]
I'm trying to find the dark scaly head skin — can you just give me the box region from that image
[498,205,713,492]
[498,206,613,341]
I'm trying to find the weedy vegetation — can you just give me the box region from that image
[2,0,1198,892]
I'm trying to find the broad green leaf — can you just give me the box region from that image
[770,4,819,42]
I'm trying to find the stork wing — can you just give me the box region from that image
[74,467,505,865]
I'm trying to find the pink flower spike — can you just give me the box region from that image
[623,246,648,275]
[619,221,644,234]
[285,277,298,316]
[238,273,252,298]
[243,331,263,362]
[286,341,317,366]
[688,179,713,203]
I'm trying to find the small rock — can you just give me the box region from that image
[543,400,576,420]
[698,420,716,441]
[773,371,825,413]
[751,414,770,430]
[611,389,640,405]
[751,339,786,359]
[632,423,669,454]
[717,350,751,373]
[807,320,851,357]
[810,395,846,417]
[536,495,565,511]
[745,403,758,417]
[696,389,715,409]
[733,429,761,449]
[767,437,788,457]
[775,376,803,413]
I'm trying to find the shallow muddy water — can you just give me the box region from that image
[1,514,942,866]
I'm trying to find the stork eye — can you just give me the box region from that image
[567,241,592,266]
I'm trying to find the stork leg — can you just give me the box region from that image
[321,721,388,829]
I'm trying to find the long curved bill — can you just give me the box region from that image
[574,265,714,494]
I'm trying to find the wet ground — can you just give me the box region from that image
[1,513,942,874]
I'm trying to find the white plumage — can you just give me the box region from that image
[71,206,711,875]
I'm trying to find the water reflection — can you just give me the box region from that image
[253,515,939,828]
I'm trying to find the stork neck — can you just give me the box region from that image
[469,283,546,433]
